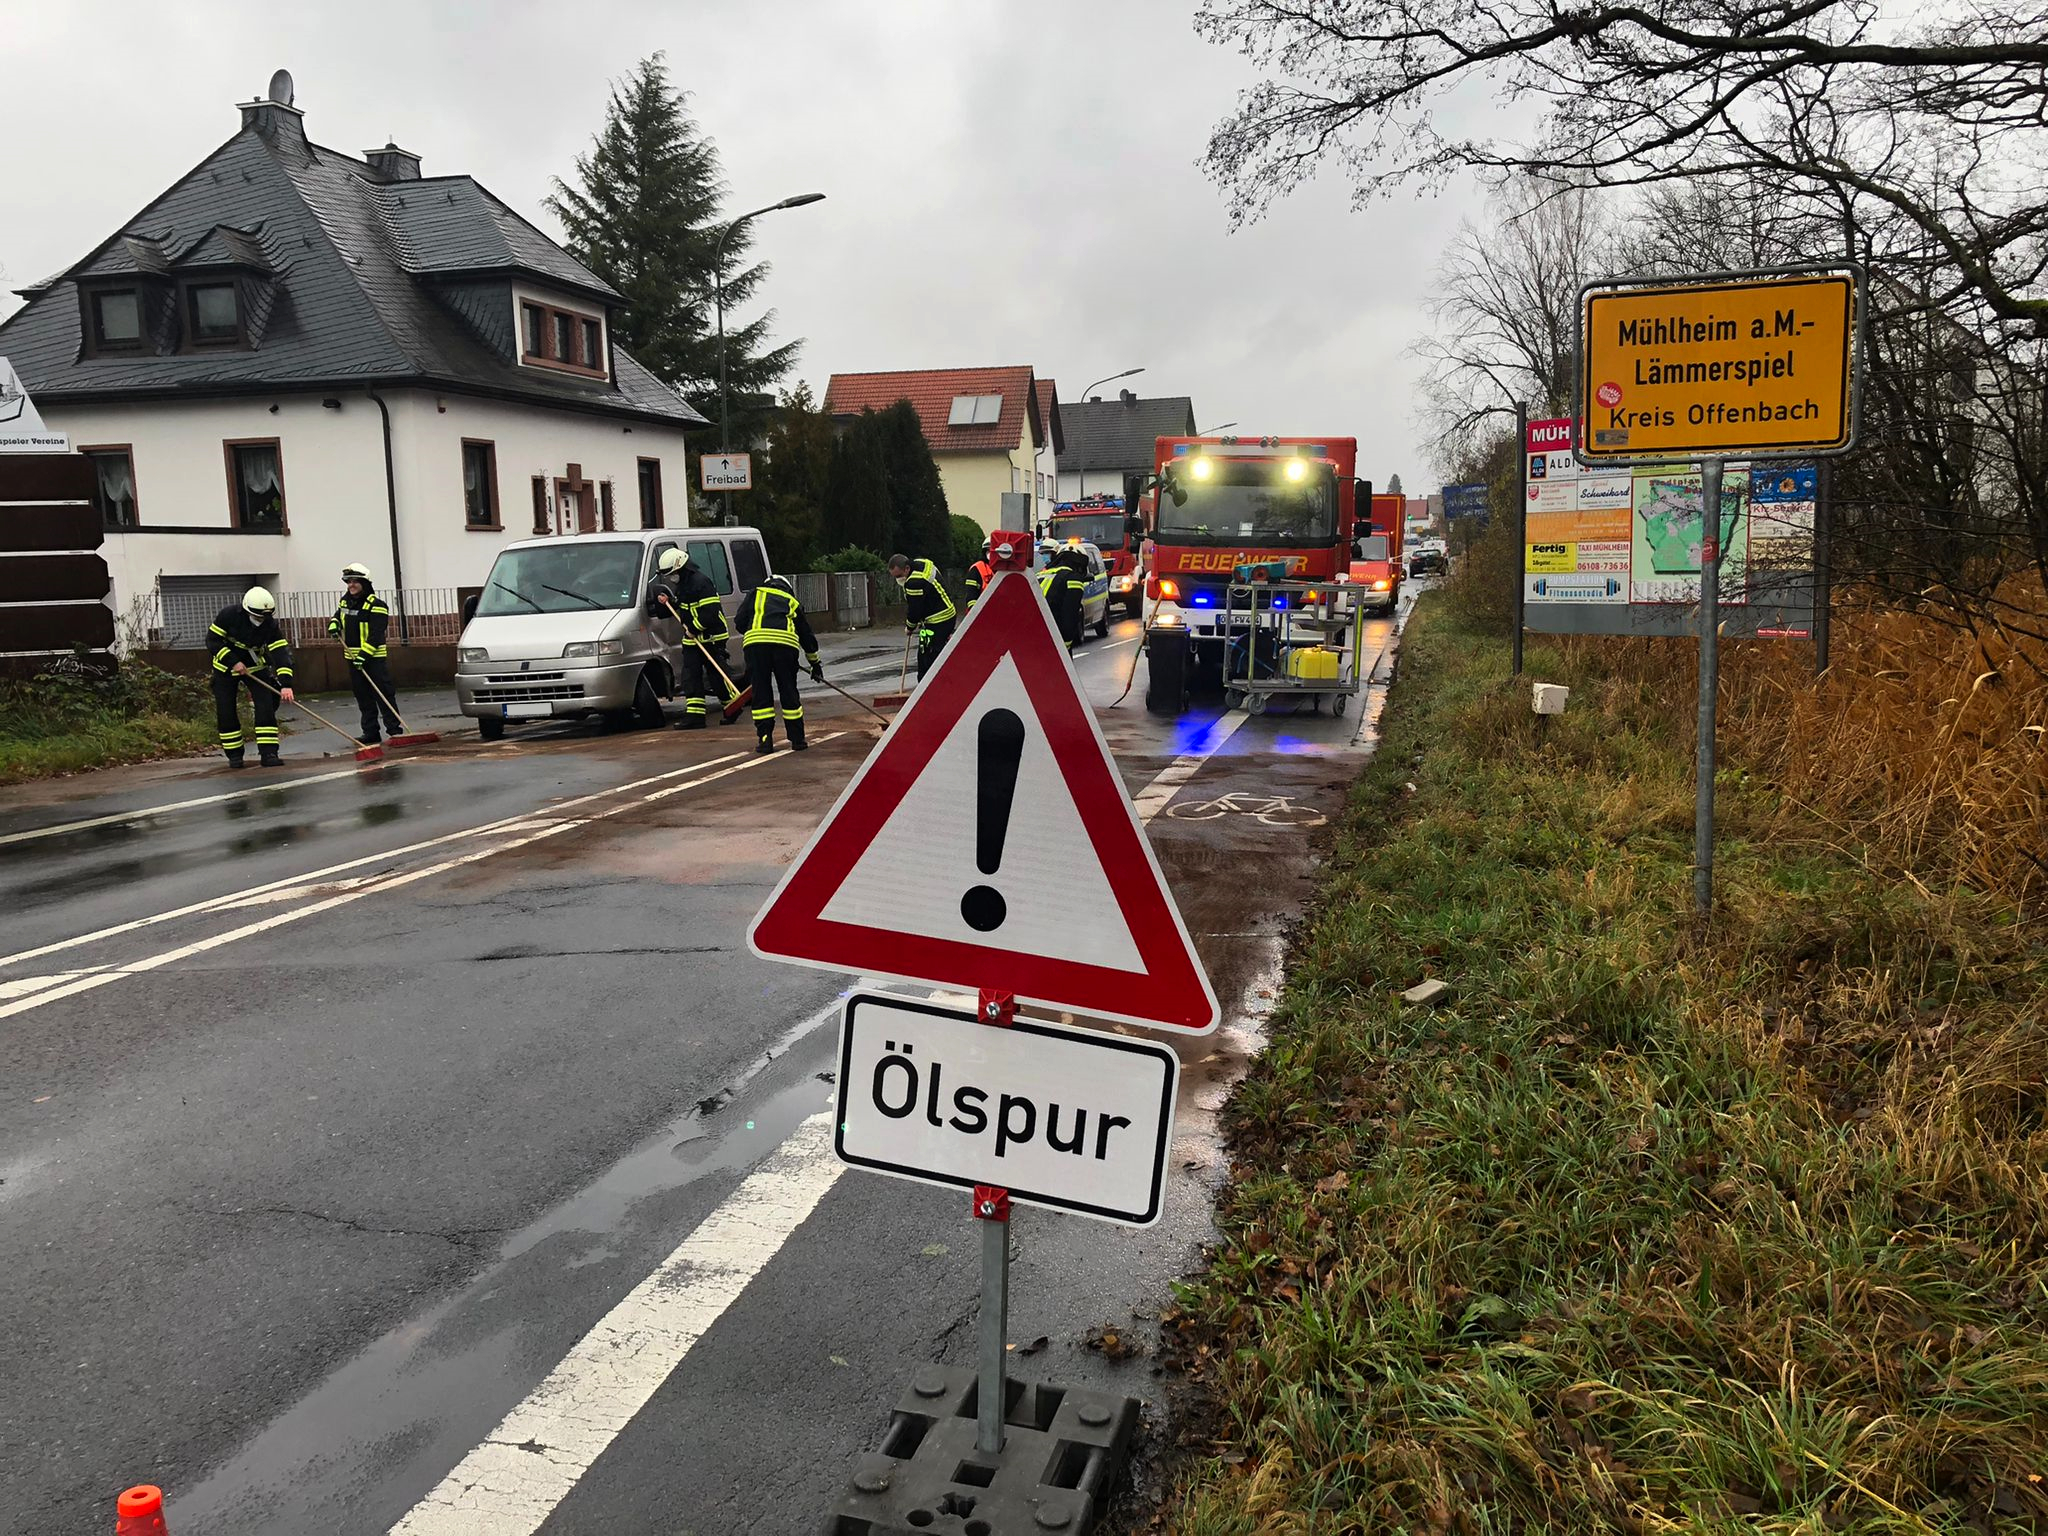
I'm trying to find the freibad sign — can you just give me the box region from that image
[1578,272,1858,462]
[835,992,1178,1226]
[700,452,752,492]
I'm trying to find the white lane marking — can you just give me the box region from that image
[381,713,1248,1533]
[0,751,752,974]
[0,741,838,1022]
[388,1113,845,1536]
[1131,709,1254,822]
[0,766,377,848]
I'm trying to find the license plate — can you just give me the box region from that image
[503,703,551,720]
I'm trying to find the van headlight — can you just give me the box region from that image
[562,640,625,658]
[459,647,489,663]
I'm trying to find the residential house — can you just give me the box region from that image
[822,366,1058,535]
[1054,393,1197,503]
[1032,378,1061,528]
[0,72,703,646]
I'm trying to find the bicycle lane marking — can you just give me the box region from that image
[381,709,1255,1536]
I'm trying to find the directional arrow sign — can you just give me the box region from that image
[748,570,1217,1033]
[836,992,1179,1226]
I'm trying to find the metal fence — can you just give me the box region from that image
[130,586,468,649]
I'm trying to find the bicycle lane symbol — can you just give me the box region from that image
[1164,791,1328,829]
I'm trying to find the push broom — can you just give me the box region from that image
[245,673,385,763]
[652,595,750,724]
[870,626,916,710]
[359,670,440,747]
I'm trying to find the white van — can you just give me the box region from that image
[455,527,772,739]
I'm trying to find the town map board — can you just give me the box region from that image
[1522,416,1819,639]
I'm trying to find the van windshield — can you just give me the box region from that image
[477,542,644,616]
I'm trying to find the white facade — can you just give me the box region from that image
[1055,469,1136,503]
[44,388,692,640]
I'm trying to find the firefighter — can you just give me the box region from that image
[736,573,822,753]
[649,547,734,728]
[1037,543,1085,649]
[962,537,997,608]
[328,563,401,745]
[208,586,295,768]
[888,553,957,679]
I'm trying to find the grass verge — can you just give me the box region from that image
[1152,595,2048,1533]
[0,662,218,783]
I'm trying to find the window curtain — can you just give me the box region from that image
[240,446,281,497]
[96,454,135,523]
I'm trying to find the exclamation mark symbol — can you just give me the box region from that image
[960,708,1025,932]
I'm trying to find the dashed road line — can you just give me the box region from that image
[0,764,373,848]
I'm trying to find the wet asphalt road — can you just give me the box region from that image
[0,598,1412,1535]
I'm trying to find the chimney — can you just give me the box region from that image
[364,143,423,183]
[238,69,307,152]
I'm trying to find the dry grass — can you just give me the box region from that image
[1145,590,2048,1535]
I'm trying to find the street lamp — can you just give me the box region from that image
[716,192,826,452]
[1198,421,1237,435]
[1078,366,1144,401]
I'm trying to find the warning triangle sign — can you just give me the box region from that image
[749,570,1218,1034]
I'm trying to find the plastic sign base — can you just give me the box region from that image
[822,1365,1137,1535]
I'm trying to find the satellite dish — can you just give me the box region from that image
[267,69,295,107]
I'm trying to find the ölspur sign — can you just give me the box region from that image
[1576,267,1863,464]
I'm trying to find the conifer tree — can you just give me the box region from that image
[820,410,892,555]
[874,400,952,560]
[546,54,800,427]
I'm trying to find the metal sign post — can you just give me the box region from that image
[1694,459,1724,917]
[1513,402,1527,677]
[974,986,1014,1457]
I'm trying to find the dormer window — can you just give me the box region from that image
[188,283,240,344]
[517,294,607,379]
[91,290,142,349]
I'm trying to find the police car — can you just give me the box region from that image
[1033,540,1112,639]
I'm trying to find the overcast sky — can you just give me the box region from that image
[1,0,1485,488]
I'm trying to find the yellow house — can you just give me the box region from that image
[823,365,1060,535]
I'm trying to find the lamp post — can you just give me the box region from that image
[1078,366,1144,401]
[715,192,825,453]
[1198,421,1237,435]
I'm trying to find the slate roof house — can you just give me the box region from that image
[822,366,1061,534]
[0,74,704,645]
[1054,394,1197,503]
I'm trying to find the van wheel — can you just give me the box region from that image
[1094,609,1110,639]
[632,669,665,729]
[477,713,504,742]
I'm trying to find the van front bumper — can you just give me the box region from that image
[455,656,643,720]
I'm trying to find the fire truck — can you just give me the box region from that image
[1046,488,1147,618]
[1142,435,1395,714]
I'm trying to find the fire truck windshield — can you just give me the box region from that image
[1050,512,1126,546]
[1156,459,1337,545]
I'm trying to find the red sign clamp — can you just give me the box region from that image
[978,988,1016,1027]
[973,1185,1011,1222]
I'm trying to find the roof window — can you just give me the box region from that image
[947,393,1003,427]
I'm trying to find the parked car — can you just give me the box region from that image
[455,527,771,740]
[1409,540,1448,577]
[1035,540,1112,639]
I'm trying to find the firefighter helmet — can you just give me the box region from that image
[243,586,277,615]
[766,574,795,594]
[341,562,372,584]
[657,547,687,573]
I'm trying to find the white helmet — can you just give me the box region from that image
[657,548,687,573]
[341,562,373,584]
[243,585,276,615]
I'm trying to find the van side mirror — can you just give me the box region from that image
[462,594,479,623]
[1126,515,1144,538]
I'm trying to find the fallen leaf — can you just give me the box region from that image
[1314,1172,1350,1195]
[33,1096,52,1104]
[920,1243,948,1258]
[829,1355,850,1368]
[1014,1335,1050,1356]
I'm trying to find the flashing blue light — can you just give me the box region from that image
[1171,444,1190,456]
[1190,592,1214,607]
[1271,595,1288,609]
[1310,444,1328,456]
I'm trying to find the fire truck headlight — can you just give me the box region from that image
[1190,458,1212,480]
[1372,578,1393,592]
[1285,459,1306,481]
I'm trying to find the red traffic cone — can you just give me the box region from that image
[116,1485,169,1535]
